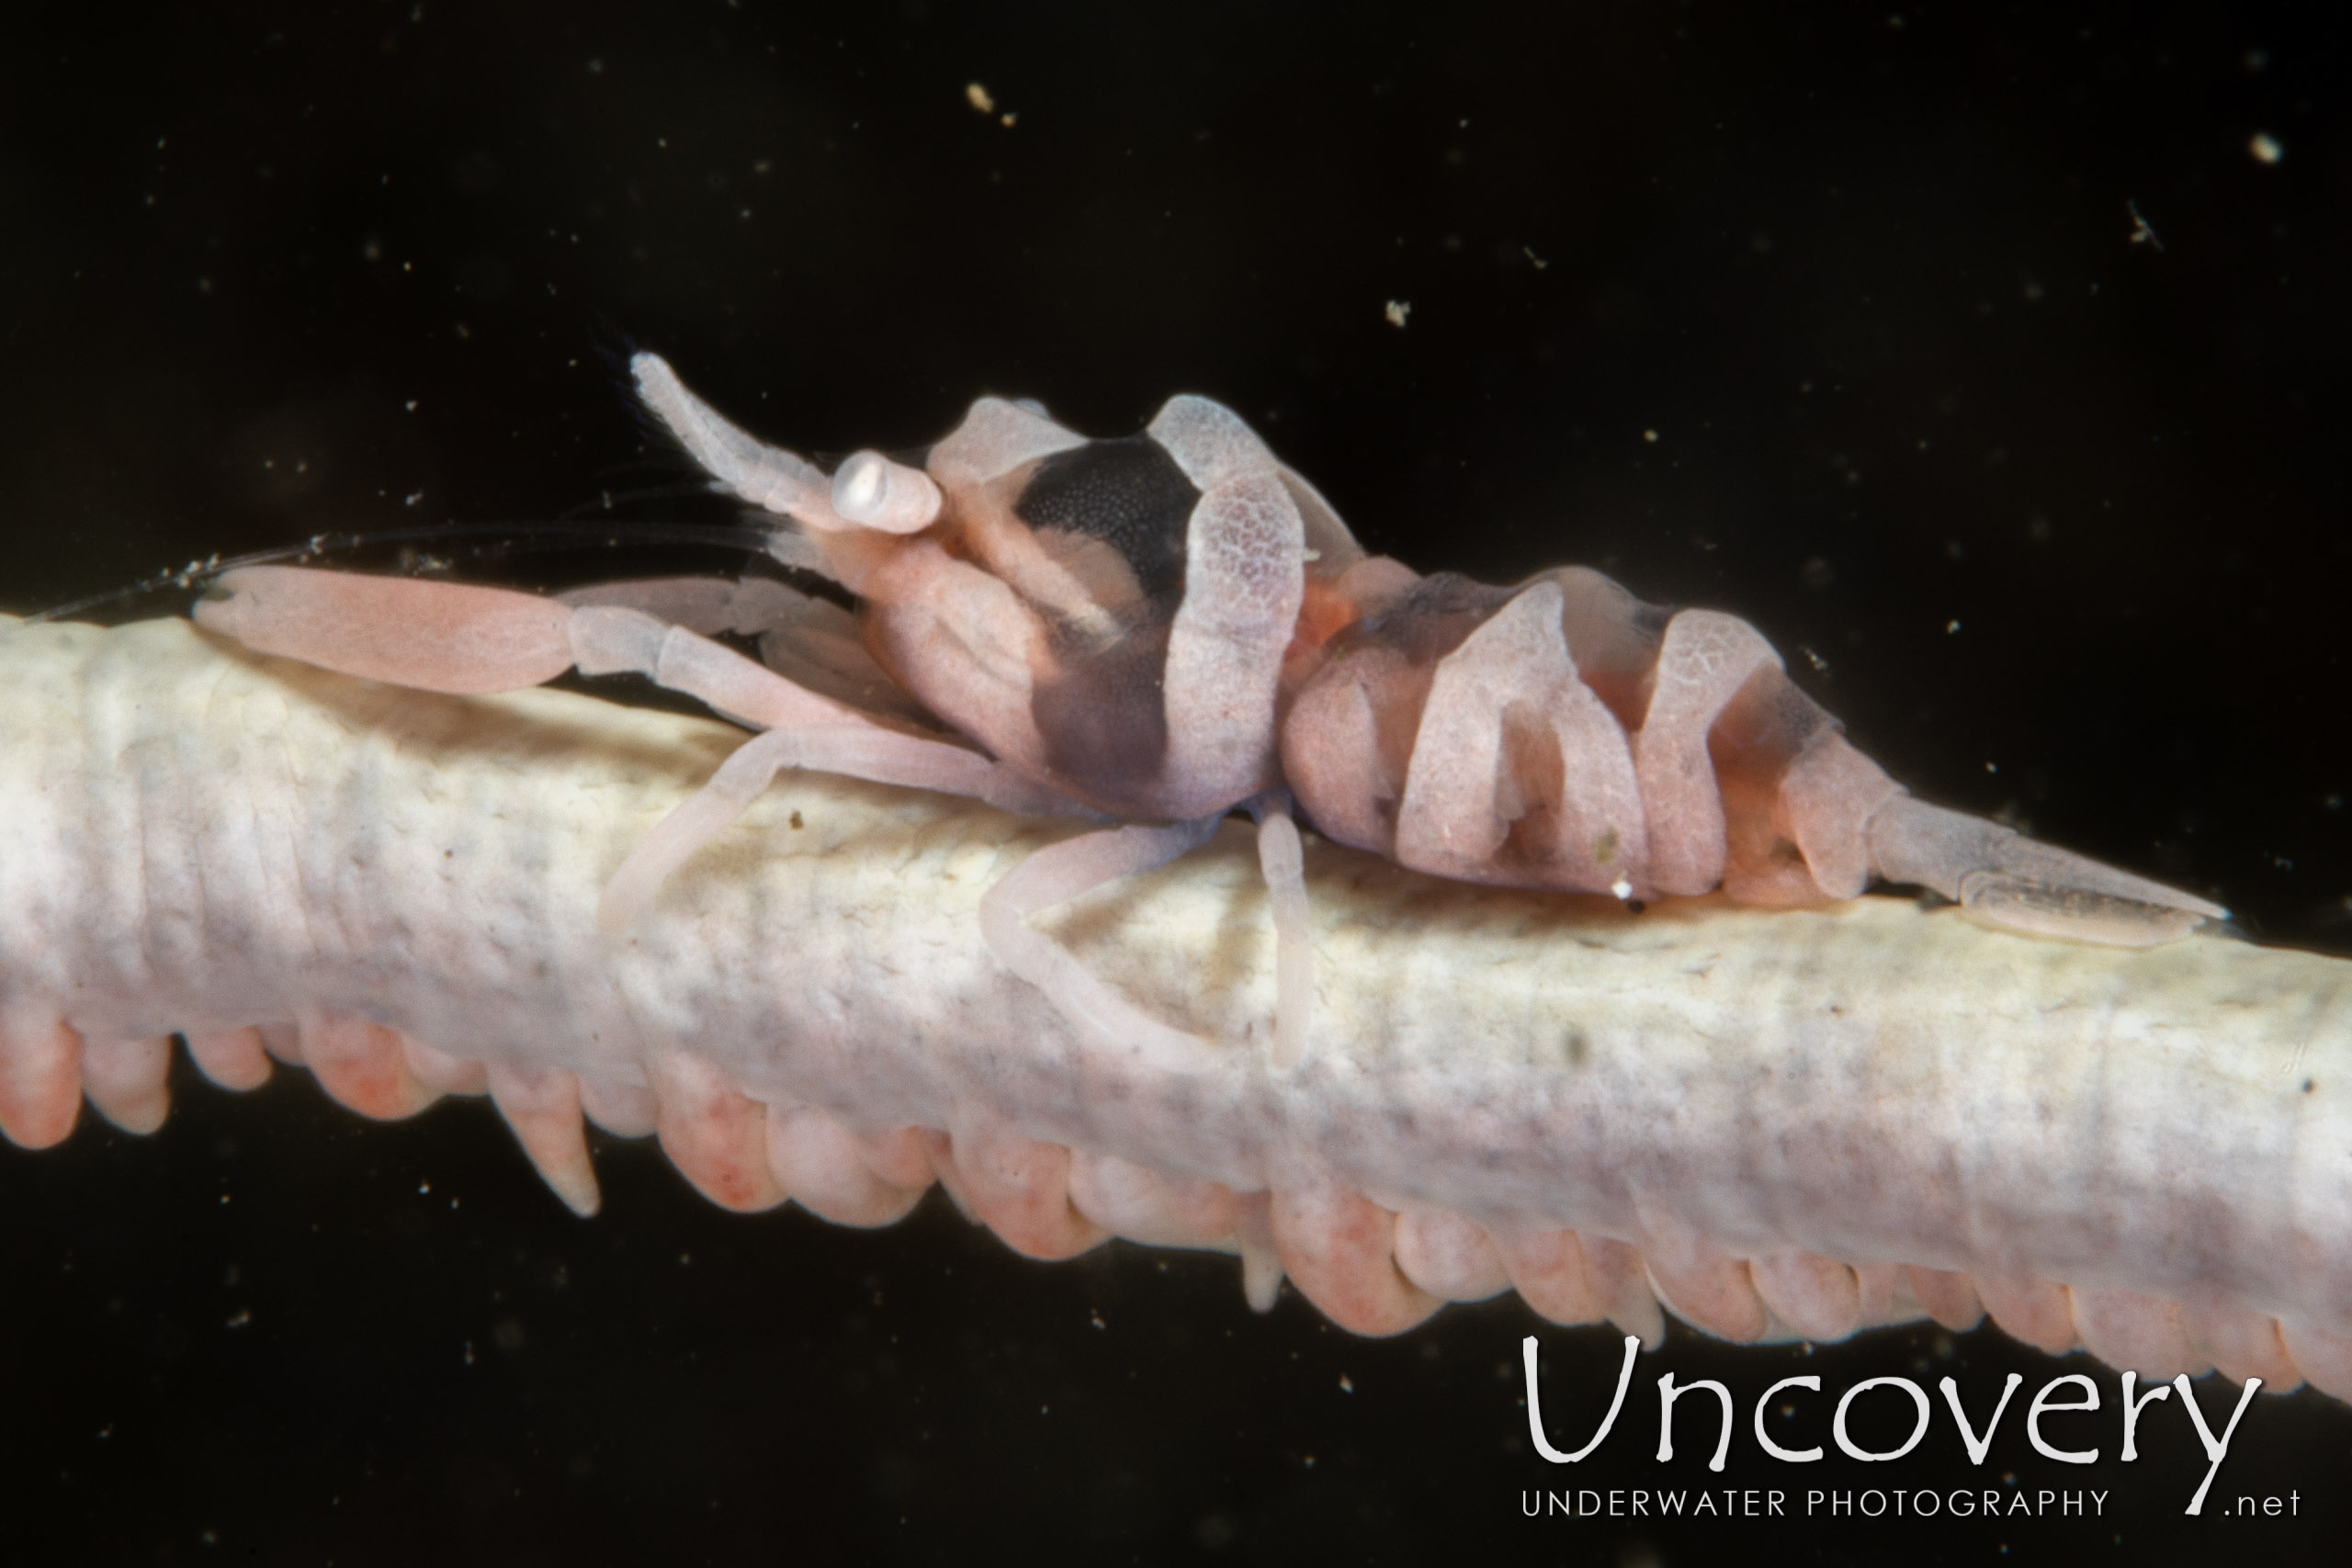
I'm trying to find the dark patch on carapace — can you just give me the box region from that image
[1015,435,1199,604]
[1030,619,1175,810]
[1337,571,1517,667]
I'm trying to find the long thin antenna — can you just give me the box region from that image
[27,516,786,624]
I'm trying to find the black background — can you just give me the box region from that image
[2,3,2347,1562]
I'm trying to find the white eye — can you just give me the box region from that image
[831,450,944,534]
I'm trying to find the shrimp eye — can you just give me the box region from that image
[831,450,944,534]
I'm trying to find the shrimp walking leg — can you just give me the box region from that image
[1246,792,1315,1072]
[596,719,1067,932]
[980,817,1226,1075]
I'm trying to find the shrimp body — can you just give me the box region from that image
[633,355,2219,936]
[195,355,2224,1072]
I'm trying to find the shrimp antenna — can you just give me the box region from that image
[28,516,786,624]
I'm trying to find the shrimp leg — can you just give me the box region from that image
[194,567,1081,928]
[979,815,1227,1075]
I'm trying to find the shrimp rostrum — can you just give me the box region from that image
[196,355,2226,1071]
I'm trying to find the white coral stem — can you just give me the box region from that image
[2,614,2346,1396]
